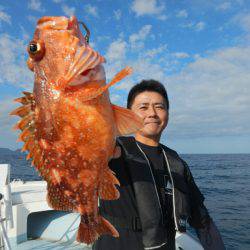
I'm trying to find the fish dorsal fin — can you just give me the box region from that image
[112,104,143,135]
[75,67,133,102]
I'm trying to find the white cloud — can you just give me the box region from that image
[176,9,188,18]
[110,93,123,103]
[85,4,98,18]
[216,2,231,11]
[234,13,250,32]
[19,25,31,41]
[145,44,167,58]
[0,34,33,89]
[195,21,205,31]
[131,0,165,17]
[62,4,75,17]
[0,96,21,149]
[114,9,122,20]
[158,14,168,21]
[104,34,168,90]
[103,30,250,142]
[28,0,44,12]
[172,52,189,59]
[104,36,171,91]
[182,21,205,31]
[129,25,152,49]
[89,41,96,49]
[105,44,168,90]
[181,22,193,29]
[104,38,250,140]
[0,97,18,126]
[105,39,127,62]
[0,9,11,24]
[110,57,166,91]
[97,35,111,43]
[27,15,37,24]
[232,13,250,43]
[133,59,165,81]
[166,46,250,138]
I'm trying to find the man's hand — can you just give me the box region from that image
[113,145,121,159]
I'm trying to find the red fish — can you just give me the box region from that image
[11,16,142,244]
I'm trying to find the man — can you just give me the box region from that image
[92,80,225,250]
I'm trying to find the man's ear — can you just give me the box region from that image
[166,109,169,120]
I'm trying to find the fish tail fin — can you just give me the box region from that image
[76,220,97,244]
[96,215,119,237]
[76,215,119,244]
[99,168,120,200]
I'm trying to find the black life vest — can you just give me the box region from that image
[117,136,205,248]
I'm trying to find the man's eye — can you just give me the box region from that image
[156,106,164,109]
[139,106,147,110]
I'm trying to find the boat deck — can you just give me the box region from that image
[12,239,91,250]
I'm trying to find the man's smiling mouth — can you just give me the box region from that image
[145,121,160,125]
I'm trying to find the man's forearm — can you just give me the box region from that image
[196,218,225,250]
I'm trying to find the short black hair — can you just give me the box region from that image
[127,79,169,109]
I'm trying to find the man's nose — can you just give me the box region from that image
[147,106,157,117]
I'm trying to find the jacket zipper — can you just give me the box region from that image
[136,143,164,225]
[162,149,179,231]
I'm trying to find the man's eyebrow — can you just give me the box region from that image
[137,102,149,106]
[136,102,165,106]
[154,102,165,105]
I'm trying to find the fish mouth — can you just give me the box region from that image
[68,64,105,87]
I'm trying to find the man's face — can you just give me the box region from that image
[131,91,169,139]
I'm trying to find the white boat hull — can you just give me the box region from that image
[0,164,203,250]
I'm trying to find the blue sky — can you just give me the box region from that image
[0,0,250,153]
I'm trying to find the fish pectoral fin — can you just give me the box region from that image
[98,168,120,200]
[104,66,132,90]
[74,67,133,102]
[112,104,143,135]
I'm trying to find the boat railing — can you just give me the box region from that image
[0,164,14,250]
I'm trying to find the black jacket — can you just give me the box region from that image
[95,137,215,249]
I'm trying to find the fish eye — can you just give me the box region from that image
[27,40,45,60]
[29,43,38,53]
